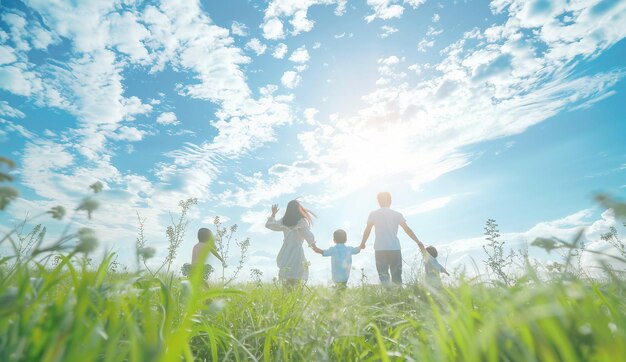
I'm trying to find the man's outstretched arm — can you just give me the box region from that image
[400,222,425,252]
[359,223,373,249]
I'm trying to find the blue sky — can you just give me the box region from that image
[1,0,625,284]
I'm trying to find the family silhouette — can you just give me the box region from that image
[190,192,449,288]
[263,192,446,288]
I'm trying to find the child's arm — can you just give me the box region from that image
[440,264,450,276]
[210,248,224,264]
[311,245,324,255]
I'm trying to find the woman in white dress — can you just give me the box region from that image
[265,200,316,287]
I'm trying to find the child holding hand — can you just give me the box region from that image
[312,229,360,289]
[423,245,449,287]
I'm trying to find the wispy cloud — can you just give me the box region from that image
[231,21,248,36]
[227,0,626,209]
[378,25,398,38]
[399,195,455,216]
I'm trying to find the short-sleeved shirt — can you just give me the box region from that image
[367,207,406,250]
[322,244,361,283]
[425,254,445,284]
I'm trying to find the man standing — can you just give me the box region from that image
[359,192,426,285]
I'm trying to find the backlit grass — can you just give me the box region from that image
[1,255,625,361]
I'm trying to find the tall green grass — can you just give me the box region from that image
[1,175,625,360]
[2,253,625,361]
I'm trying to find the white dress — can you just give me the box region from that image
[265,216,315,281]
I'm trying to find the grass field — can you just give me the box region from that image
[1,252,626,361]
[1,180,625,361]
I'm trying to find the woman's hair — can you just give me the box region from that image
[282,199,316,227]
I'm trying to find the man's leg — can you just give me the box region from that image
[375,251,391,284]
[389,250,403,285]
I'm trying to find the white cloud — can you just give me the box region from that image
[262,17,284,39]
[290,10,315,35]
[376,55,406,85]
[156,111,179,125]
[288,46,310,63]
[231,21,248,36]
[0,63,41,96]
[363,0,429,30]
[0,45,18,65]
[107,12,150,63]
[414,26,443,53]
[399,195,455,216]
[229,0,626,208]
[364,0,405,23]
[432,13,440,22]
[1,12,30,51]
[0,119,37,140]
[272,43,288,58]
[261,0,347,39]
[112,126,146,142]
[219,160,326,208]
[1,11,59,51]
[408,63,422,74]
[379,25,398,38]
[144,1,296,157]
[404,0,426,8]
[0,101,25,118]
[281,70,301,88]
[426,26,443,36]
[2,0,300,246]
[245,38,267,55]
[417,38,434,52]
[303,107,319,125]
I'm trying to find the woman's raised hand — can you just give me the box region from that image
[271,204,279,217]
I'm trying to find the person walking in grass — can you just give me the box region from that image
[424,245,449,287]
[312,229,361,290]
[265,200,316,288]
[359,192,426,285]
[182,228,224,280]
[192,228,224,265]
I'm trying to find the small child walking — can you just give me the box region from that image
[312,229,360,289]
[424,245,449,287]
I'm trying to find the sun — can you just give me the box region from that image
[329,126,416,190]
